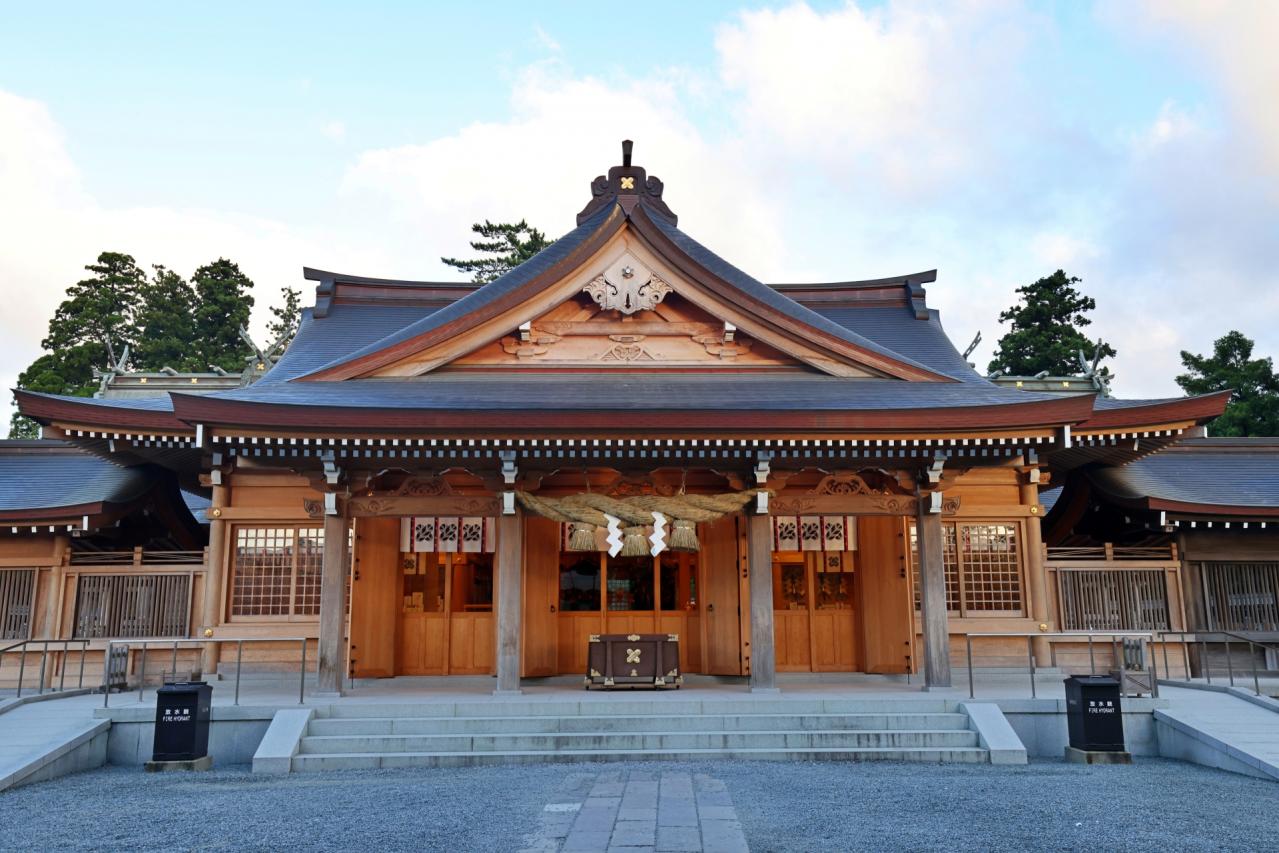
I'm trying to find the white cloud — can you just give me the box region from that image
[1124,0,1279,187]
[339,62,787,279]
[0,89,382,421]
[322,120,347,143]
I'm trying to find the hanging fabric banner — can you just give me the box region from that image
[398,517,494,553]
[771,516,858,552]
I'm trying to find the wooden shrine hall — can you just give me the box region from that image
[13,142,1231,696]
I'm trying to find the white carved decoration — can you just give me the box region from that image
[582,254,672,315]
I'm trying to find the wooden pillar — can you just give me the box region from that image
[199,484,228,676]
[1020,480,1052,666]
[747,513,777,692]
[915,502,952,689]
[494,510,523,694]
[316,510,351,696]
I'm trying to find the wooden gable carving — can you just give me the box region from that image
[367,228,880,378]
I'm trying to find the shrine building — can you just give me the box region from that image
[8,144,1236,695]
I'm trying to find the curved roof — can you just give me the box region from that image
[0,440,156,520]
[1088,437,1279,515]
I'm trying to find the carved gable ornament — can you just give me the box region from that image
[582,253,672,315]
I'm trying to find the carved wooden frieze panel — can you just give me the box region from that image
[770,494,961,517]
[582,254,672,315]
[347,496,502,517]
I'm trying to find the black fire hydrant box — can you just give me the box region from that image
[1064,675,1129,762]
[151,681,212,765]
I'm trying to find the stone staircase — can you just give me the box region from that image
[287,698,993,771]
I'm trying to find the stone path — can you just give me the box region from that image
[521,769,749,853]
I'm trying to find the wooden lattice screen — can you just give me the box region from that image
[1058,569,1170,631]
[1203,561,1279,632]
[0,568,35,640]
[73,574,191,638]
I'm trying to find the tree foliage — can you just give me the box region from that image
[267,286,303,349]
[1177,331,1279,436]
[191,258,255,372]
[9,252,262,438]
[987,270,1116,378]
[441,220,554,283]
[133,265,199,371]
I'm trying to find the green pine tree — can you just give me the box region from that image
[987,270,1116,377]
[9,252,147,438]
[441,220,554,283]
[1177,331,1279,436]
[43,251,146,359]
[191,258,255,371]
[133,265,199,371]
[266,286,303,349]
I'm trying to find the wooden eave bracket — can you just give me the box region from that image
[500,450,518,515]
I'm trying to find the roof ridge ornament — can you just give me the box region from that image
[576,139,678,226]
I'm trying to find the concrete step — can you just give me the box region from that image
[298,728,980,754]
[316,698,956,719]
[291,745,990,771]
[306,711,972,736]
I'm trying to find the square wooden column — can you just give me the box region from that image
[1020,479,1052,666]
[199,483,228,676]
[494,510,523,694]
[316,510,351,697]
[915,502,952,689]
[747,512,777,692]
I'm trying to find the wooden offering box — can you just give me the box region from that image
[585,633,682,690]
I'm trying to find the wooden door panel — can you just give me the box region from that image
[775,610,812,671]
[522,516,560,677]
[398,614,447,675]
[813,610,857,671]
[450,613,495,674]
[350,517,400,678]
[557,612,598,675]
[857,516,912,673]
[702,516,743,675]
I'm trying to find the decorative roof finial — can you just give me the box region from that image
[576,140,678,226]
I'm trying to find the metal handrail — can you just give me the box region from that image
[1156,630,1279,698]
[0,639,91,698]
[102,637,311,708]
[964,631,1158,699]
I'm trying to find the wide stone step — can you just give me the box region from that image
[298,728,980,754]
[306,712,971,737]
[316,698,956,719]
[291,746,990,771]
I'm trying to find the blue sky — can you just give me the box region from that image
[1,1,1277,411]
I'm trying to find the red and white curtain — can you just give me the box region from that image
[399,517,495,553]
[771,515,858,552]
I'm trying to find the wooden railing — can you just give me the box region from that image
[1046,543,1178,562]
[69,549,205,566]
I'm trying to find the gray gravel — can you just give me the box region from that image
[1,759,1275,852]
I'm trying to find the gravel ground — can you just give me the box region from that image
[1,758,1275,852]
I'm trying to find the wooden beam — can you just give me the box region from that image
[1020,480,1051,666]
[915,503,952,689]
[747,513,777,692]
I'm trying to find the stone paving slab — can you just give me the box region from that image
[522,769,749,853]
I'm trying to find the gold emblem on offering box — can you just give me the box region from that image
[630,669,639,677]
[626,634,641,641]
[626,648,641,663]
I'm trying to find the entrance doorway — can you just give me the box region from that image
[397,551,495,675]
[554,551,701,676]
[772,551,859,671]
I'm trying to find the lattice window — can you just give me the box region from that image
[0,569,35,640]
[1203,561,1279,632]
[230,527,325,619]
[1059,570,1169,631]
[959,524,1023,614]
[911,521,1025,617]
[910,524,959,612]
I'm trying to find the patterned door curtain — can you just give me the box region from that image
[398,517,496,553]
[771,516,858,552]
